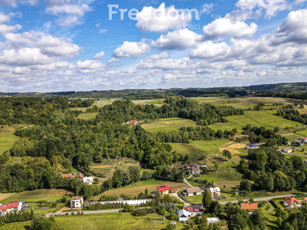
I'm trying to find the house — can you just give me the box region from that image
[284,197,301,208]
[282,147,292,154]
[182,187,202,196]
[70,196,84,209]
[246,142,259,150]
[178,209,191,222]
[129,120,138,125]
[207,217,220,224]
[302,198,307,203]
[76,173,84,181]
[205,187,221,198]
[0,202,22,216]
[62,173,74,179]
[170,188,178,194]
[186,163,201,175]
[183,205,204,216]
[83,176,94,185]
[240,201,258,211]
[304,137,307,143]
[158,185,170,196]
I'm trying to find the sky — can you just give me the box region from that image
[0,0,307,92]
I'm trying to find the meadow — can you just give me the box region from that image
[142,118,197,133]
[0,126,19,155]
[77,112,99,120]
[0,189,70,203]
[0,213,184,230]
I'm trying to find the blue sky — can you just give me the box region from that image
[0,0,306,92]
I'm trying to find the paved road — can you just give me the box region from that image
[46,209,122,217]
[218,194,294,205]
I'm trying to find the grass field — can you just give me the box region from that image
[0,213,184,230]
[0,126,19,155]
[142,118,196,133]
[0,189,71,203]
[100,179,185,197]
[77,112,99,120]
[209,110,305,133]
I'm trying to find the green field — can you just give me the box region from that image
[209,110,305,132]
[171,139,229,161]
[142,118,197,133]
[0,213,183,230]
[0,189,70,203]
[0,127,19,155]
[77,112,99,120]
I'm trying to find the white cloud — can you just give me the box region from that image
[203,18,257,40]
[202,3,214,14]
[99,29,108,34]
[190,41,231,59]
[152,29,201,50]
[94,51,105,59]
[77,60,105,73]
[136,3,192,32]
[138,56,190,70]
[0,0,38,7]
[46,4,91,16]
[113,40,151,58]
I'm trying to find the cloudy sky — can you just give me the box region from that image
[0,0,306,92]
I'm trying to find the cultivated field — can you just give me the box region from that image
[142,118,197,133]
[0,189,70,203]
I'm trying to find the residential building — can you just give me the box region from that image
[282,147,292,154]
[129,120,138,125]
[0,202,22,216]
[246,142,259,150]
[157,185,170,196]
[183,205,204,216]
[207,217,220,224]
[170,188,178,193]
[240,201,258,211]
[62,173,73,179]
[205,186,221,198]
[182,187,202,196]
[70,196,84,209]
[186,163,201,175]
[284,197,301,208]
[83,176,94,185]
[304,137,307,143]
[178,209,191,222]
[76,173,84,181]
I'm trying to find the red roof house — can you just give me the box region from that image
[284,197,301,208]
[129,120,137,124]
[158,185,170,195]
[240,201,258,211]
[0,202,22,216]
[62,173,73,179]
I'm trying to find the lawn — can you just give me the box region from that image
[142,118,196,133]
[0,126,19,155]
[100,179,185,197]
[0,189,71,203]
[209,110,305,132]
[77,112,98,120]
[0,213,184,230]
[186,194,203,204]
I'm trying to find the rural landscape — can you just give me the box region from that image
[0,84,306,230]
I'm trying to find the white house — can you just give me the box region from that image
[282,147,292,154]
[70,196,84,209]
[207,217,220,224]
[182,187,202,196]
[178,209,191,222]
[83,176,94,185]
[284,197,301,208]
[206,187,221,198]
[0,202,22,216]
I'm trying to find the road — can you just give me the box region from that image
[46,209,122,217]
[169,193,190,206]
[218,194,294,205]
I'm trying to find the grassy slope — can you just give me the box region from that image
[0,213,184,230]
[142,118,196,133]
[0,127,19,155]
[0,189,70,203]
[77,112,99,120]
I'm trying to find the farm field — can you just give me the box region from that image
[209,110,305,133]
[0,213,184,230]
[101,179,185,197]
[142,118,197,133]
[0,189,70,203]
[77,112,99,120]
[0,126,19,155]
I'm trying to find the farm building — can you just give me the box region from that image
[284,197,301,208]
[70,196,84,209]
[282,147,292,154]
[0,202,22,216]
[245,142,259,150]
[157,185,170,196]
[178,209,191,222]
[182,187,202,196]
[240,201,258,212]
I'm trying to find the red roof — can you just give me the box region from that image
[183,207,194,212]
[158,185,170,192]
[71,196,83,201]
[76,173,84,179]
[0,202,21,212]
[240,202,258,210]
[170,188,178,191]
[62,173,73,178]
[284,197,299,205]
[129,120,137,124]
